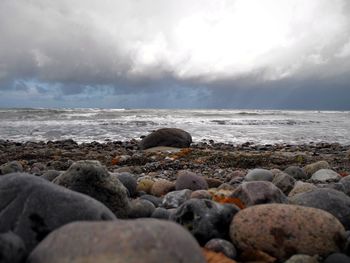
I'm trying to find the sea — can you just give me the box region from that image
[0,108,349,145]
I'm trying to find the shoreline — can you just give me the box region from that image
[1,139,349,178]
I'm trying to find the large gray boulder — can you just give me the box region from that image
[27,219,206,263]
[0,173,116,253]
[53,160,130,218]
[140,128,192,150]
[289,188,350,230]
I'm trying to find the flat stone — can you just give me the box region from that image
[27,219,206,263]
[230,204,346,260]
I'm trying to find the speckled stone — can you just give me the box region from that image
[230,204,346,260]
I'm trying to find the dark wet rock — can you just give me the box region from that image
[114,172,138,197]
[53,160,130,218]
[340,176,350,196]
[175,171,208,191]
[128,199,156,218]
[140,128,192,150]
[0,232,27,263]
[310,169,341,183]
[324,253,350,263]
[139,194,163,207]
[0,173,116,254]
[284,254,319,263]
[151,179,175,197]
[288,181,317,197]
[41,170,61,181]
[245,168,273,182]
[289,188,350,230]
[204,238,237,259]
[230,204,346,261]
[151,207,171,219]
[162,189,192,209]
[0,161,23,175]
[284,166,308,180]
[272,170,296,195]
[171,199,239,245]
[191,190,212,199]
[230,181,288,207]
[27,219,206,263]
[303,161,330,176]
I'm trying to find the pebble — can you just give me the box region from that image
[272,170,296,194]
[324,253,350,263]
[204,238,237,259]
[151,207,171,219]
[310,169,342,183]
[284,166,308,180]
[0,161,23,175]
[303,161,330,176]
[191,190,212,199]
[288,181,317,197]
[230,204,346,261]
[27,219,206,263]
[284,254,319,263]
[128,199,156,218]
[41,170,61,181]
[0,232,27,263]
[151,179,175,197]
[230,181,288,207]
[340,175,350,196]
[137,178,154,194]
[162,189,192,209]
[114,172,138,197]
[53,160,130,218]
[244,168,274,182]
[175,170,208,191]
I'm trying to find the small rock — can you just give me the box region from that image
[230,204,346,260]
[230,181,288,207]
[340,176,350,196]
[245,168,273,182]
[171,199,239,245]
[41,170,61,181]
[272,170,296,194]
[114,172,138,197]
[175,171,208,191]
[310,169,341,183]
[303,161,330,176]
[205,177,224,188]
[162,189,192,209]
[191,190,212,200]
[139,194,163,207]
[288,181,317,197]
[284,166,308,180]
[128,199,156,218]
[151,207,171,219]
[205,238,237,259]
[0,232,27,263]
[151,179,175,197]
[324,253,350,263]
[137,178,154,194]
[140,128,192,150]
[27,219,206,263]
[0,161,23,175]
[53,160,130,218]
[284,254,319,263]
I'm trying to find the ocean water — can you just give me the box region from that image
[0,108,349,145]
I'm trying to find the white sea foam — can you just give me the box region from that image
[0,108,349,145]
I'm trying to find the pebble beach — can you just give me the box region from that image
[1,128,350,263]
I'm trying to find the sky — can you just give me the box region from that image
[0,0,350,109]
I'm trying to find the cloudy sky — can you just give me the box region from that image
[0,0,350,109]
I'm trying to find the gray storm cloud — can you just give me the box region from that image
[0,0,350,108]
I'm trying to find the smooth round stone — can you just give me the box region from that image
[0,161,23,175]
[245,168,273,182]
[230,181,288,207]
[310,169,341,183]
[128,199,155,218]
[171,199,239,245]
[114,172,138,197]
[303,161,330,176]
[230,204,346,260]
[140,128,192,150]
[151,179,175,197]
[289,188,350,230]
[0,174,116,253]
[162,189,192,209]
[0,232,27,263]
[288,181,317,197]
[284,166,308,180]
[204,238,237,259]
[27,219,206,263]
[191,190,212,200]
[137,178,154,194]
[151,207,171,220]
[324,253,350,263]
[284,254,319,263]
[139,194,162,207]
[41,170,61,181]
[175,171,208,191]
[53,160,130,218]
[272,170,296,195]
